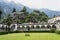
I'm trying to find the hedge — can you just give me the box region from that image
[55,30,60,34]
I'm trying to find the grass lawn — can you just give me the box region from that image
[0,33,60,40]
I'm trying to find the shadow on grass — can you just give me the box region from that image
[0,31,56,35]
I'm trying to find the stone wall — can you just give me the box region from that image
[48,16,60,23]
[55,22,60,30]
[0,23,57,32]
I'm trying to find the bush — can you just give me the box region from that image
[0,32,8,35]
[8,30,20,33]
[50,28,56,33]
[25,34,30,36]
[55,30,60,34]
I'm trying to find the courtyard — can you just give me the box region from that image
[0,33,60,40]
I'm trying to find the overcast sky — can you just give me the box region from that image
[0,0,60,11]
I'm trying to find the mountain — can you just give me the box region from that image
[0,0,33,18]
[0,0,60,18]
[0,1,24,18]
[39,9,60,17]
[27,8,60,18]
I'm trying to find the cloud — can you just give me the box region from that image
[0,0,60,11]
[13,0,60,11]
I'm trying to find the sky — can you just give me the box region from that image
[0,0,60,11]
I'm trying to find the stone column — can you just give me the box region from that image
[24,25,27,28]
[14,24,17,31]
[50,25,52,28]
[39,25,42,28]
[20,25,22,28]
[29,25,32,28]
[0,24,2,27]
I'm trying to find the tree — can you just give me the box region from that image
[3,14,12,25]
[33,10,40,13]
[20,6,29,16]
[20,7,27,12]
[53,15,56,18]
[30,10,48,22]
[25,12,38,23]
[20,6,30,23]
[2,14,13,31]
[39,12,48,22]
[28,10,40,22]
[12,8,16,13]
[0,11,2,19]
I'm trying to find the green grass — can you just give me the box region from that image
[0,33,60,40]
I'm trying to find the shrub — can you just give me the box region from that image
[0,32,8,35]
[9,30,19,33]
[25,33,30,36]
[50,28,56,33]
[55,30,60,34]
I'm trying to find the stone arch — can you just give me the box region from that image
[22,26,25,29]
[31,25,35,29]
[52,25,56,29]
[17,27,20,30]
[1,25,4,30]
[10,25,16,31]
[36,25,40,28]
[41,25,45,28]
[26,26,30,30]
[47,25,51,28]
